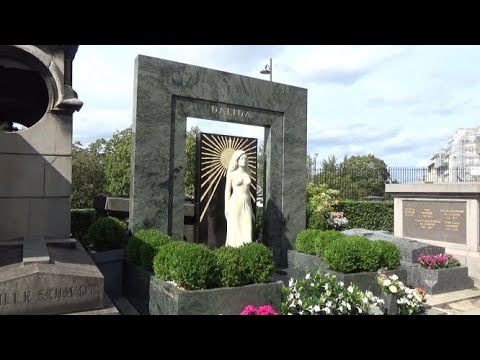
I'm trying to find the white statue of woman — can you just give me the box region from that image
[224,150,254,247]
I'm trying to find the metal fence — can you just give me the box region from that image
[309,167,479,201]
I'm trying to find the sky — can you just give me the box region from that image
[72,45,480,167]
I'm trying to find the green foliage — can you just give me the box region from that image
[136,229,173,271]
[238,242,275,284]
[153,241,220,290]
[295,229,321,255]
[185,126,200,197]
[104,127,132,197]
[72,125,201,202]
[358,239,381,272]
[306,182,339,230]
[214,247,247,287]
[126,235,142,266]
[336,200,394,232]
[314,230,345,258]
[342,154,390,200]
[324,235,383,273]
[87,216,128,251]
[71,141,107,209]
[376,240,402,269]
[313,153,391,201]
[71,209,96,249]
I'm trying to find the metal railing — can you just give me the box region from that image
[308,166,480,201]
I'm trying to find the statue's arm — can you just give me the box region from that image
[225,173,232,219]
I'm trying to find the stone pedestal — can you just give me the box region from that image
[0,240,104,315]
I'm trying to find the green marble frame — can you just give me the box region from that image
[130,56,307,266]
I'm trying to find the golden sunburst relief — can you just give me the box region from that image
[199,133,257,222]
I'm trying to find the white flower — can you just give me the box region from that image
[390,274,399,281]
[339,281,344,287]
[310,282,315,287]
[326,301,333,308]
[305,273,311,280]
[313,305,321,313]
[389,285,398,293]
[288,278,295,287]
[324,307,331,315]
[383,279,392,287]
[323,283,329,291]
[347,286,354,293]
[346,303,351,311]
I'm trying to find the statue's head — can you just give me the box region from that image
[228,150,251,176]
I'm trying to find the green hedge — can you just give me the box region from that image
[137,229,173,271]
[238,243,275,284]
[153,241,220,290]
[87,216,128,251]
[71,209,96,249]
[214,247,247,287]
[336,200,394,233]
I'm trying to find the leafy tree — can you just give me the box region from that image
[185,126,201,197]
[71,140,107,209]
[342,154,390,200]
[104,127,132,197]
[313,153,390,200]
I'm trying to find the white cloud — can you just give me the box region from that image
[70,45,480,170]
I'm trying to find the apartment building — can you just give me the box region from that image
[427,127,480,182]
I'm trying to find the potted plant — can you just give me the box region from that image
[126,238,282,315]
[408,253,474,294]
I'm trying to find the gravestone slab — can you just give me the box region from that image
[342,229,445,263]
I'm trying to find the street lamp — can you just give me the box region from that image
[260,58,272,82]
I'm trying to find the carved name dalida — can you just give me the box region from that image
[211,106,249,118]
[0,284,98,306]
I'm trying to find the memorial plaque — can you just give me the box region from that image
[195,132,257,248]
[403,200,466,244]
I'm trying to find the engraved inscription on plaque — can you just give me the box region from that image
[403,200,466,244]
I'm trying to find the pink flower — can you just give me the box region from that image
[240,305,257,315]
[240,304,278,315]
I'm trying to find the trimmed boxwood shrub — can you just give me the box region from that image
[87,216,128,251]
[336,200,393,232]
[295,230,346,258]
[71,209,96,249]
[136,229,173,271]
[315,230,345,258]
[376,240,402,269]
[323,236,367,273]
[126,235,142,266]
[153,241,220,290]
[214,247,246,287]
[357,239,381,272]
[295,229,321,255]
[238,242,275,284]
